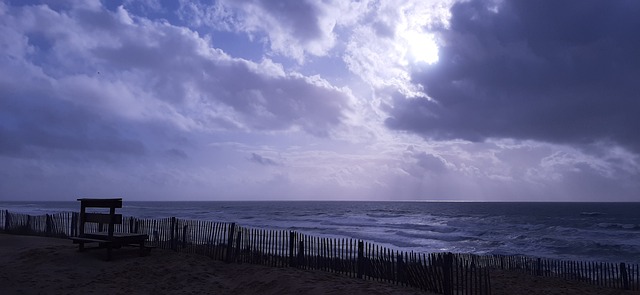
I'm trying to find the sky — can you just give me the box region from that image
[1,0,639,202]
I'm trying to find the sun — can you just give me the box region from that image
[403,31,439,65]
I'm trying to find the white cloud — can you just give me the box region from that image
[343,0,454,95]
[179,0,340,63]
[2,2,353,136]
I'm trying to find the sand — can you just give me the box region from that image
[490,269,638,295]
[0,234,428,295]
[0,234,637,295]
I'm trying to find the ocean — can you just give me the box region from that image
[1,201,639,264]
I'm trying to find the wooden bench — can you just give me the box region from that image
[71,198,153,261]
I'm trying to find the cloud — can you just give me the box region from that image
[0,73,146,157]
[0,1,353,161]
[399,146,450,178]
[1,0,638,202]
[343,0,453,93]
[249,152,279,166]
[179,0,340,62]
[414,151,448,174]
[385,0,640,153]
[166,148,188,160]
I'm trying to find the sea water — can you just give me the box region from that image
[1,201,639,264]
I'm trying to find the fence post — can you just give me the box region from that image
[297,240,305,268]
[234,229,242,263]
[170,217,177,251]
[289,231,296,267]
[70,212,77,237]
[182,225,188,249]
[153,230,159,245]
[26,215,31,233]
[3,210,8,231]
[620,263,629,290]
[357,240,364,279]
[537,258,542,276]
[484,266,491,295]
[45,214,52,236]
[225,223,236,263]
[397,253,405,285]
[442,253,453,295]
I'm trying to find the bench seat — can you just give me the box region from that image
[82,232,147,243]
[70,236,114,244]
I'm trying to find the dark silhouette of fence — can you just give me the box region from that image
[1,210,75,238]
[4,209,636,293]
[1,210,490,294]
[153,217,491,295]
[466,254,639,291]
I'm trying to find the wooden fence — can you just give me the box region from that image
[1,210,75,238]
[3,209,636,294]
[1,210,490,294]
[465,253,640,291]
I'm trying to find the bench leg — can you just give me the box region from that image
[78,242,85,252]
[139,241,149,257]
[106,244,112,261]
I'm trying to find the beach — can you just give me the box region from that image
[3,201,640,266]
[0,234,427,295]
[0,234,636,295]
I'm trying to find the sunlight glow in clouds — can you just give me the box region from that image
[0,0,639,202]
[402,31,439,65]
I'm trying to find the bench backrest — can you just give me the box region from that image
[77,198,123,237]
[85,212,123,224]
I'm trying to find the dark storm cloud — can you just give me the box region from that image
[386,0,640,152]
[0,85,146,158]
